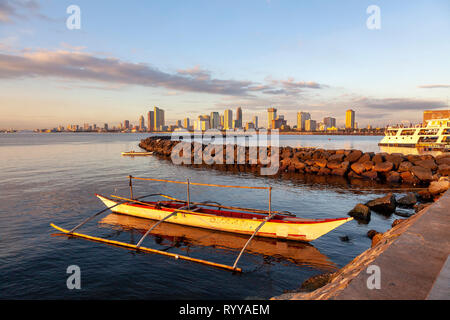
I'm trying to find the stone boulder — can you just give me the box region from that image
[415,159,438,171]
[351,162,366,175]
[374,161,394,173]
[411,166,433,182]
[386,171,401,183]
[345,150,363,163]
[367,229,380,239]
[362,170,378,180]
[398,161,413,172]
[371,233,383,247]
[365,193,396,214]
[428,179,450,195]
[348,203,371,222]
[438,164,450,176]
[396,192,417,208]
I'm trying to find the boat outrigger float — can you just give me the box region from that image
[50,176,353,272]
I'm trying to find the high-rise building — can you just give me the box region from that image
[323,117,336,128]
[305,119,316,131]
[297,112,311,131]
[124,120,130,129]
[253,116,258,129]
[183,117,190,129]
[153,107,165,131]
[345,109,355,129]
[104,123,108,131]
[147,111,154,132]
[210,112,220,129]
[176,120,182,128]
[139,115,145,131]
[220,115,224,128]
[268,108,277,129]
[224,109,233,130]
[236,107,242,129]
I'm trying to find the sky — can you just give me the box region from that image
[0,0,449,129]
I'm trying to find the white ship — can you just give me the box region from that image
[378,118,450,151]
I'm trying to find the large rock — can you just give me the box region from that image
[361,160,375,171]
[400,171,419,185]
[362,170,378,180]
[331,168,347,176]
[415,159,438,171]
[428,179,450,195]
[345,150,363,163]
[357,153,372,163]
[386,171,401,183]
[328,153,345,162]
[371,233,383,247]
[348,203,371,222]
[436,156,450,166]
[437,164,450,176]
[350,162,366,175]
[372,154,384,164]
[385,154,404,169]
[365,193,396,214]
[374,161,394,173]
[398,161,413,172]
[396,192,417,208]
[411,166,433,182]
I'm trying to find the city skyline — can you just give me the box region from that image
[1,1,449,130]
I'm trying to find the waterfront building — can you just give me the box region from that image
[153,106,165,131]
[104,123,108,131]
[345,109,355,129]
[220,114,224,128]
[245,122,255,130]
[176,120,182,128]
[253,116,258,129]
[323,117,336,128]
[236,107,243,129]
[139,115,145,131]
[271,117,287,129]
[183,117,190,129]
[224,109,233,130]
[210,112,220,129]
[305,119,317,131]
[147,111,154,132]
[124,120,130,129]
[268,108,277,129]
[297,112,311,131]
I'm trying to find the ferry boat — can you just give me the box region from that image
[378,118,450,151]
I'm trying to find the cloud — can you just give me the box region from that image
[357,97,447,111]
[0,0,44,23]
[0,49,326,98]
[418,84,450,89]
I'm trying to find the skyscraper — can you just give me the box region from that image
[297,112,311,131]
[345,109,355,129]
[210,112,220,129]
[253,116,258,129]
[183,117,190,129]
[323,117,336,128]
[224,109,233,130]
[139,115,145,131]
[124,120,130,129]
[147,110,154,132]
[268,108,277,129]
[153,106,165,131]
[236,107,242,129]
[305,119,316,131]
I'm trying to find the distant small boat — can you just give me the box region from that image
[121,151,153,156]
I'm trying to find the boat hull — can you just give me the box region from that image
[96,195,352,242]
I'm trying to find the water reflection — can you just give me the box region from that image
[99,213,337,272]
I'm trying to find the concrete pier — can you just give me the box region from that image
[273,189,450,300]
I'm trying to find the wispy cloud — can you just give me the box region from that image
[418,84,450,89]
[0,49,325,97]
[0,0,50,23]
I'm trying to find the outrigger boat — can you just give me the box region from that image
[121,151,154,156]
[51,176,353,272]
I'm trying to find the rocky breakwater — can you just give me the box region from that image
[139,136,450,186]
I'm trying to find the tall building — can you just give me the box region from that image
[253,116,258,129]
[305,119,316,131]
[124,120,130,130]
[323,117,336,128]
[220,115,224,128]
[236,107,242,129]
[183,117,190,129]
[224,109,233,130]
[176,120,182,128]
[268,108,277,129]
[210,112,220,129]
[147,111,154,132]
[345,109,355,129]
[153,107,165,131]
[139,115,145,131]
[297,112,311,131]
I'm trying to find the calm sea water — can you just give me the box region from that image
[0,133,412,299]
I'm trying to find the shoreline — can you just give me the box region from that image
[272,188,450,300]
